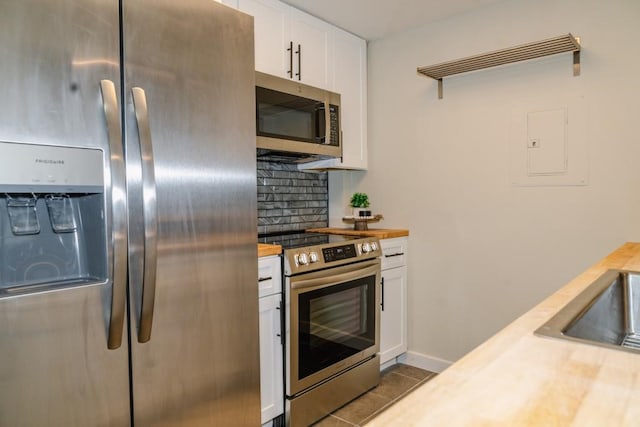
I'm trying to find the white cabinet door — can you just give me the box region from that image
[238,0,332,88]
[288,8,332,89]
[331,29,367,169]
[238,0,290,78]
[259,293,284,424]
[379,265,407,364]
[298,29,368,171]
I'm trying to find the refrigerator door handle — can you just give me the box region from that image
[100,80,128,350]
[132,87,158,343]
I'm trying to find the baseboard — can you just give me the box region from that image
[397,351,453,373]
[379,358,397,371]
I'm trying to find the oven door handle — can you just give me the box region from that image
[290,260,380,291]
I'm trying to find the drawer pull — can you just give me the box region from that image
[258,276,272,283]
[384,253,404,258]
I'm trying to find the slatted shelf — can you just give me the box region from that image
[417,33,581,99]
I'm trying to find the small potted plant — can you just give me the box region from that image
[350,192,371,217]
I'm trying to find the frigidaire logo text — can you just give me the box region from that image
[35,159,65,165]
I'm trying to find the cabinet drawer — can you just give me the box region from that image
[380,237,408,270]
[258,255,282,298]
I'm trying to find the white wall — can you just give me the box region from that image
[329,0,640,362]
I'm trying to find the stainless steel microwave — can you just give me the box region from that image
[255,72,342,162]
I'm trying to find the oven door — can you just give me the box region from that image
[287,259,380,396]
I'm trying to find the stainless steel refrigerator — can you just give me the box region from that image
[0,0,260,426]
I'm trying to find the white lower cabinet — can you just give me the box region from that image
[258,255,283,425]
[379,237,408,365]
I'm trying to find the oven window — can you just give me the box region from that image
[256,87,325,143]
[298,275,376,380]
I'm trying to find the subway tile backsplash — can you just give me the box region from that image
[257,161,328,235]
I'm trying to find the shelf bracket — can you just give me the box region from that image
[573,37,581,76]
[417,33,581,100]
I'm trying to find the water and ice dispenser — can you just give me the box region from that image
[0,141,107,295]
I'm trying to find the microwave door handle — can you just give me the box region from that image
[325,101,331,146]
[131,87,158,344]
[315,104,326,143]
[100,80,127,350]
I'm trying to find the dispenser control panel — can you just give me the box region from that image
[0,141,104,193]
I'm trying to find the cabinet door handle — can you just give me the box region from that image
[295,44,301,81]
[381,277,385,312]
[258,276,272,283]
[278,299,284,345]
[287,41,293,78]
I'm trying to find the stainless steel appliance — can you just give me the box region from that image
[255,72,342,163]
[0,1,259,426]
[260,232,381,426]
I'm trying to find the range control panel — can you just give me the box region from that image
[285,237,380,276]
[322,244,356,262]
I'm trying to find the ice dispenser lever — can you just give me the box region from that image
[45,194,77,233]
[5,194,40,235]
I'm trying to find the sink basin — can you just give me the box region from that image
[535,269,640,353]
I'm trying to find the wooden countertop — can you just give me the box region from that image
[306,227,409,239]
[367,242,640,426]
[257,243,281,257]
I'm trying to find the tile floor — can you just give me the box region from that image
[312,364,437,426]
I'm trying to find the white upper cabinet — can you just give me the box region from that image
[332,29,367,169]
[234,0,368,170]
[288,7,332,89]
[238,0,331,88]
[237,0,290,79]
[299,29,367,170]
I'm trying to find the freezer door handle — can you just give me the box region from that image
[132,87,158,343]
[100,80,128,350]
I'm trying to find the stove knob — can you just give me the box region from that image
[361,242,371,253]
[298,253,309,265]
[309,251,319,263]
[370,242,378,251]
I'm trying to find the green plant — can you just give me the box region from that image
[350,192,370,208]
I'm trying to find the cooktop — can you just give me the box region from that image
[257,231,353,250]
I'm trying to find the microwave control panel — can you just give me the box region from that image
[329,104,340,146]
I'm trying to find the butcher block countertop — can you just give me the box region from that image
[367,242,640,427]
[306,227,409,239]
[257,243,281,257]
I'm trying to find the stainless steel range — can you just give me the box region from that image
[260,232,382,426]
